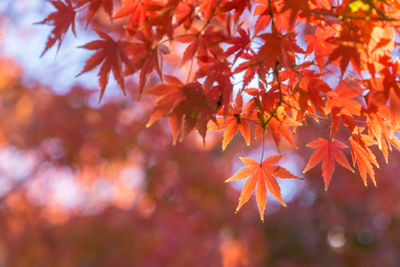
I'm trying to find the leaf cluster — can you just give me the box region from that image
[38,0,400,220]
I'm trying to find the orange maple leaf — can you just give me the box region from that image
[349,135,380,187]
[226,155,301,221]
[207,94,254,150]
[326,27,362,76]
[267,113,300,151]
[303,138,354,190]
[366,111,400,163]
[253,0,271,35]
[325,79,364,136]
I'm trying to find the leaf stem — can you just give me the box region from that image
[267,0,277,32]
[186,58,194,84]
[260,130,265,164]
[262,61,283,128]
[260,61,282,163]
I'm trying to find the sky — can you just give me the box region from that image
[0,0,120,101]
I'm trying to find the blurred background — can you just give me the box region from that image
[0,1,400,266]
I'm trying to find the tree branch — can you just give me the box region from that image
[310,9,398,21]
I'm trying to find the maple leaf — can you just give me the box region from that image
[326,28,362,76]
[146,76,216,143]
[253,100,301,151]
[325,79,364,135]
[113,0,165,37]
[235,32,303,88]
[303,138,354,190]
[365,25,395,73]
[304,26,335,72]
[349,133,380,187]
[278,0,310,31]
[207,94,255,150]
[225,28,252,64]
[366,59,400,122]
[297,70,331,116]
[76,30,135,101]
[77,0,114,27]
[177,26,226,66]
[195,57,233,116]
[253,0,271,35]
[113,0,147,31]
[325,80,363,115]
[221,0,251,18]
[267,116,300,151]
[234,51,265,88]
[366,111,400,163]
[199,0,220,21]
[36,0,76,56]
[328,44,361,76]
[257,32,303,70]
[122,31,171,98]
[175,0,196,28]
[226,155,301,221]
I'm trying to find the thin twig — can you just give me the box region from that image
[267,0,277,32]
[262,61,283,128]
[310,9,398,21]
[260,131,265,164]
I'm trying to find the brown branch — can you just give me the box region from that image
[261,61,283,129]
[267,0,277,32]
[310,9,398,21]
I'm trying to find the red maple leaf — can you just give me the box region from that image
[77,0,114,27]
[225,28,252,64]
[253,0,271,35]
[77,30,135,101]
[113,0,165,37]
[146,75,216,143]
[122,31,171,98]
[326,28,362,76]
[175,0,196,29]
[36,0,76,56]
[278,0,310,31]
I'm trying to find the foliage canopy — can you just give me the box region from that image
[38,0,400,220]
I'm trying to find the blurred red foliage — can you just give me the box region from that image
[0,0,399,266]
